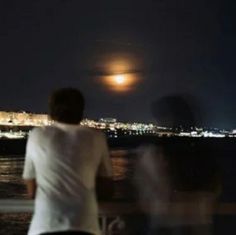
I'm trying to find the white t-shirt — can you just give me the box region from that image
[23,123,113,235]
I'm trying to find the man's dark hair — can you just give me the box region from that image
[49,88,85,124]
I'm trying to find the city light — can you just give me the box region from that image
[0,111,235,139]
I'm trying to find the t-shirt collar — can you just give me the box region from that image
[53,121,81,131]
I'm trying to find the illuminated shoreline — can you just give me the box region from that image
[0,111,235,139]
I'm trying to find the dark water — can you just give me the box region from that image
[0,155,30,235]
[0,155,27,199]
[1,137,236,201]
[0,151,135,200]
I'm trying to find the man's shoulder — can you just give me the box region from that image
[29,126,42,137]
[79,126,106,140]
[31,125,53,133]
[29,126,57,139]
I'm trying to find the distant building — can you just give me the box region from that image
[99,118,117,123]
[0,111,50,126]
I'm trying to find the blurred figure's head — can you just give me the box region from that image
[151,94,201,130]
[49,88,85,124]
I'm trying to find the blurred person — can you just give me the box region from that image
[133,94,221,235]
[133,144,171,235]
[23,88,113,235]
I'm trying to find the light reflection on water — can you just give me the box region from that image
[0,151,136,199]
[0,155,27,199]
[112,156,130,181]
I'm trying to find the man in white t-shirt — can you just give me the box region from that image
[23,88,113,235]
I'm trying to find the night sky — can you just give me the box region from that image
[0,0,235,129]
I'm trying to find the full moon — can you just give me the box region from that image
[103,73,138,92]
[114,75,125,84]
[100,57,141,92]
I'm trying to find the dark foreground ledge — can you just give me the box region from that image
[1,199,236,215]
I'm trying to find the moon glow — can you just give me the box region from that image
[98,56,141,92]
[104,73,136,92]
[114,75,125,84]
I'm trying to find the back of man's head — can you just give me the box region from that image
[49,88,85,124]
